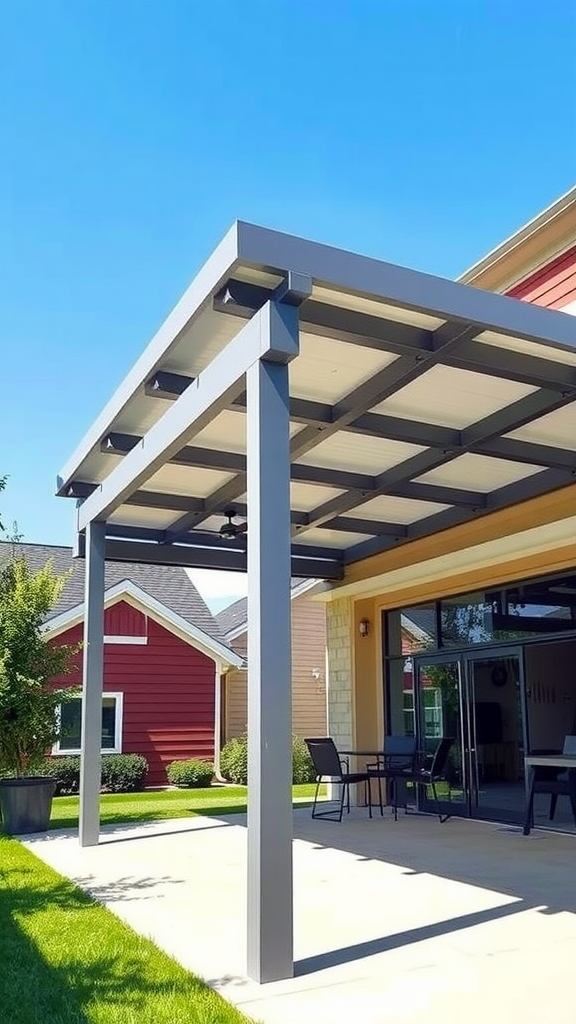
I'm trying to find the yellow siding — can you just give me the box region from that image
[223,595,327,741]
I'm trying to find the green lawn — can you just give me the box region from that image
[0,836,253,1024]
[48,784,320,830]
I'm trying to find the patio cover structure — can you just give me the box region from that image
[57,222,576,983]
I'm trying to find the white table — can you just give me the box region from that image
[523,754,576,835]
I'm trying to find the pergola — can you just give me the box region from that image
[57,222,576,983]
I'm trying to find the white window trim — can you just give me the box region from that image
[52,691,124,756]
[103,635,147,645]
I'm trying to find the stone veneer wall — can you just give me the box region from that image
[326,597,354,750]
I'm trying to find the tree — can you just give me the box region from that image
[0,474,6,534]
[0,557,79,776]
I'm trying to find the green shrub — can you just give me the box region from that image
[291,735,316,784]
[166,759,214,788]
[42,753,149,795]
[220,734,249,784]
[42,755,80,795]
[101,753,148,793]
[219,734,315,785]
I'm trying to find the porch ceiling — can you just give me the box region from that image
[57,222,576,580]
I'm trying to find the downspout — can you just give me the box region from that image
[213,659,225,782]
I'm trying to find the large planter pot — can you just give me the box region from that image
[0,776,56,835]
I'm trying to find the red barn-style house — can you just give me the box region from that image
[5,543,242,786]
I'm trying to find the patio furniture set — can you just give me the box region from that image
[306,735,576,835]
[305,736,454,824]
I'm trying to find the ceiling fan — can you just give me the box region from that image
[219,509,248,541]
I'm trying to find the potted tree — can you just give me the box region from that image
[0,555,79,834]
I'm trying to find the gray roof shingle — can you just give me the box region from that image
[0,542,226,643]
[216,578,305,639]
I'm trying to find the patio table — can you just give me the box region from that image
[523,754,576,835]
[340,749,413,815]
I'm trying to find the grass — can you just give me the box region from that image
[48,784,321,830]
[0,836,253,1024]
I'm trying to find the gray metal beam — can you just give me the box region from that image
[476,437,576,471]
[302,382,576,537]
[79,520,106,848]
[103,537,343,579]
[290,323,477,465]
[348,412,460,448]
[102,432,375,492]
[144,370,195,399]
[460,388,576,448]
[246,344,294,983]
[78,303,297,531]
[164,303,300,539]
[343,461,576,565]
[444,339,576,392]
[106,522,342,562]
[296,447,453,534]
[328,516,407,537]
[388,481,487,508]
[214,278,434,355]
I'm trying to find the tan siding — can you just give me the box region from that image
[290,595,327,737]
[223,595,327,741]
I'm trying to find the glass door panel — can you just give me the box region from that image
[464,651,525,824]
[416,657,467,816]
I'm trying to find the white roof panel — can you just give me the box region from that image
[55,221,576,578]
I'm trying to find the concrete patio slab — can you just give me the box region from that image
[23,809,576,1024]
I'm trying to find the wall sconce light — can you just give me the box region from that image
[359,618,370,638]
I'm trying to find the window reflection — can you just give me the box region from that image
[386,606,436,657]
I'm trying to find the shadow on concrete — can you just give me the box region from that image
[294,900,525,976]
[72,872,186,903]
[290,808,576,915]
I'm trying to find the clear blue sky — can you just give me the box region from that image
[1,0,575,606]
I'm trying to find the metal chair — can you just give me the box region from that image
[525,736,576,833]
[305,738,373,822]
[393,737,455,823]
[365,736,416,816]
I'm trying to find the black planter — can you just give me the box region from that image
[0,776,56,835]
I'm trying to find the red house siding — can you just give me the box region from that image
[507,245,576,310]
[51,601,216,786]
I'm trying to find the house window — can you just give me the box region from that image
[402,687,442,739]
[54,693,123,754]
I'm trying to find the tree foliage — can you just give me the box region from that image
[0,474,6,534]
[0,558,80,776]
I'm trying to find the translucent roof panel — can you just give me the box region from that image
[56,221,576,579]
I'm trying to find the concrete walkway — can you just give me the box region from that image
[23,809,576,1024]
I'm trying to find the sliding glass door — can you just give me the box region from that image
[415,655,467,817]
[415,648,526,822]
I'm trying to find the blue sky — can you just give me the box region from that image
[1,1,575,610]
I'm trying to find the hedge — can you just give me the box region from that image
[42,753,149,795]
[220,733,315,785]
[166,759,214,788]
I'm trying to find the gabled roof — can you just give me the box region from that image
[42,578,243,668]
[401,607,436,645]
[0,541,225,643]
[216,578,317,641]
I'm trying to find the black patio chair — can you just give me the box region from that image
[391,737,455,823]
[365,736,417,816]
[550,736,576,822]
[523,740,576,835]
[305,737,373,822]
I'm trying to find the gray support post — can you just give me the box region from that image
[246,302,297,983]
[79,520,106,847]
